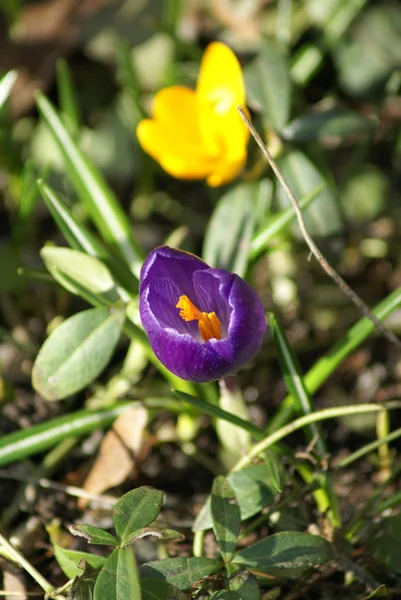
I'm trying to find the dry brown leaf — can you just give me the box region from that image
[78,406,148,509]
[3,571,27,600]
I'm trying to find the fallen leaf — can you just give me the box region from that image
[78,406,148,509]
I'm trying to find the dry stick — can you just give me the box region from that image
[238,107,401,350]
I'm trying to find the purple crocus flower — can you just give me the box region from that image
[139,246,266,383]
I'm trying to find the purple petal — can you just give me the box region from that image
[192,269,233,332]
[140,246,209,300]
[146,277,199,337]
[226,274,266,368]
[139,303,234,382]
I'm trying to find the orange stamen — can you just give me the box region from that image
[176,295,222,342]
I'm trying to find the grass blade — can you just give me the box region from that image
[268,286,401,433]
[0,403,133,467]
[36,92,143,276]
[270,313,341,526]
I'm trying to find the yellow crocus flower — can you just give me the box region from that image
[136,42,249,187]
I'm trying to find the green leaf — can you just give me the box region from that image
[94,547,141,600]
[140,579,186,600]
[334,5,401,98]
[140,557,222,590]
[281,109,377,142]
[41,246,120,304]
[70,561,99,600]
[69,524,118,546]
[229,569,260,600]
[261,450,286,494]
[0,71,17,110]
[203,181,268,277]
[193,465,276,532]
[232,532,333,577]
[121,527,184,547]
[32,307,124,400]
[38,181,137,295]
[244,41,291,130]
[113,487,163,544]
[277,149,343,238]
[36,92,143,276]
[56,58,82,139]
[0,402,132,467]
[209,592,239,600]
[38,180,105,257]
[211,476,241,562]
[53,544,106,579]
[369,514,401,575]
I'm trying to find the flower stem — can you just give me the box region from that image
[173,390,265,441]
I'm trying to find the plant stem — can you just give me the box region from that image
[174,391,265,441]
[0,533,54,594]
[232,401,401,472]
[334,426,401,470]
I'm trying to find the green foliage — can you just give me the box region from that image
[211,477,241,562]
[113,487,164,545]
[232,532,334,578]
[2,2,401,599]
[32,307,124,400]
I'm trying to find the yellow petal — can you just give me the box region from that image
[195,42,249,185]
[136,119,213,180]
[152,87,204,145]
[206,154,247,187]
[196,42,246,112]
[136,86,217,180]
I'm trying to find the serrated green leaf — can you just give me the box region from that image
[69,524,118,546]
[32,307,124,400]
[113,487,163,543]
[53,544,106,579]
[94,547,141,600]
[277,150,343,239]
[193,465,276,532]
[244,42,291,130]
[140,557,222,590]
[232,532,333,577]
[41,246,119,304]
[281,109,377,142]
[211,476,241,563]
[203,181,268,276]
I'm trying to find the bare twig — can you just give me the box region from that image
[238,107,401,350]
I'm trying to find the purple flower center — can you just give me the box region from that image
[176,295,222,342]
